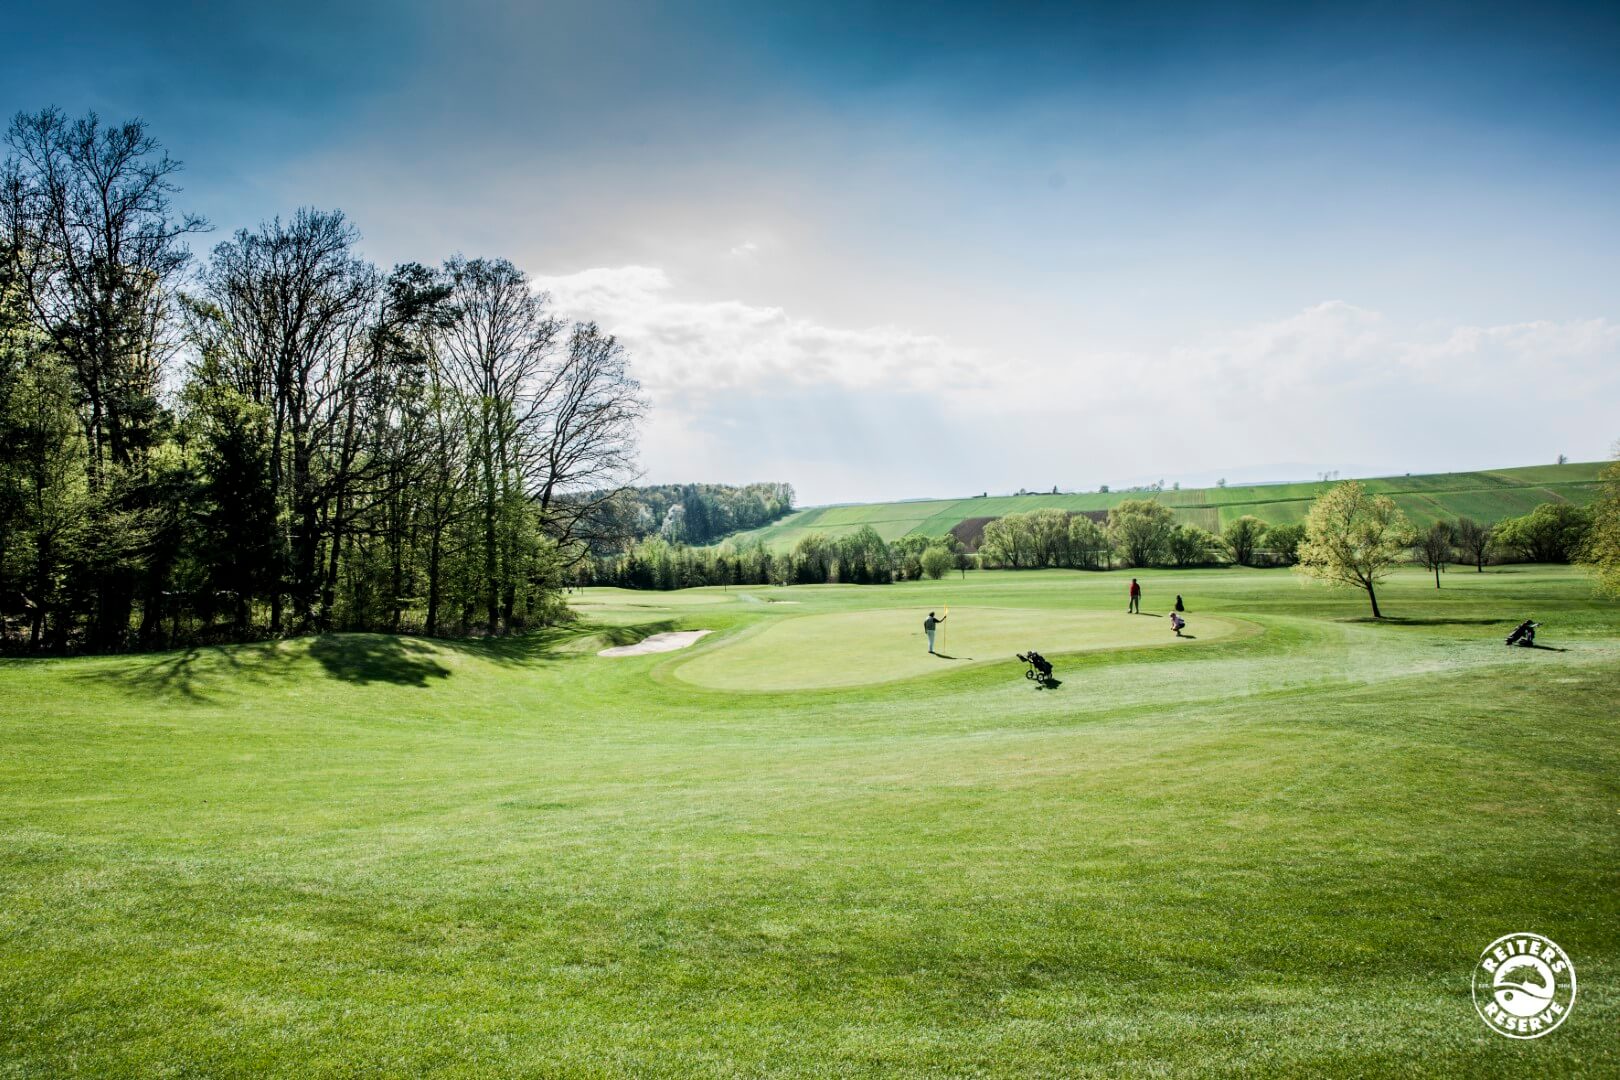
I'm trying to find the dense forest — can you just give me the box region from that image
[569,482,794,550]
[0,108,645,650]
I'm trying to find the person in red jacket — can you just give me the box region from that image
[1128,577,1141,614]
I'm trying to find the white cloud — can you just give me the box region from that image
[728,240,759,257]
[525,265,1620,501]
[531,265,984,400]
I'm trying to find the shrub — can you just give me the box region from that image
[920,546,954,580]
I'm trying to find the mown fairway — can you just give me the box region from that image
[2,566,1617,1077]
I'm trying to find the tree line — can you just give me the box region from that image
[975,503,1307,569]
[573,482,795,549]
[1296,480,1616,617]
[1,108,644,651]
[584,487,1620,595]
[585,527,973,589]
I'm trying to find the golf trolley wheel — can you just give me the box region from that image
[1025,670,1037,680]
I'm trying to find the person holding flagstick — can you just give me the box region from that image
[923,609,948,654]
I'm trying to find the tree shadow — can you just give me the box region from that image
[76,640,299,703]
[1346,616,1505,626]
[308,634,451,687]
[86,646,214,701]
[438,620,677,666]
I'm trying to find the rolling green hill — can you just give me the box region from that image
[721,462,1608,551]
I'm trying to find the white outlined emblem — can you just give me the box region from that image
[1472,933,1576,1039]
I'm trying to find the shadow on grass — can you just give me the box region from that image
[78,640,299,703]
[1345,616,1505,626]
[436,619,678,665]
[78,620,680,701]
[309,634,450,687]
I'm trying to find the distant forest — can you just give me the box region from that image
[574,482,795,550]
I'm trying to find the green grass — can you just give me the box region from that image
[725,462,1609,552]
[2,566,1617,1076]
[670,601,1246,691]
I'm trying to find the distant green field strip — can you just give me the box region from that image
[1173,506,1220,531]
[713,462,1606,551]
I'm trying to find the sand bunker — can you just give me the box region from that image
[598,630,714,657]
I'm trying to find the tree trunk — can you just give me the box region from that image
[425,527,443,637]
[1434,565,1441,588]
[1367,582,1382,619]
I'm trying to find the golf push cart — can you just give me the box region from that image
[1018,650,1058,688]
[1505,619,1541,647]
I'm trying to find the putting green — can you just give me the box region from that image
[672,606,1247,691]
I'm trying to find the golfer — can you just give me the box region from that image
[1170,611,1186,637]
[923,610,947,653]
[1128,578,1141,614]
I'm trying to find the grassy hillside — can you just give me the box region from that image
[2,567,1616,1075]
[723,462,1608,552]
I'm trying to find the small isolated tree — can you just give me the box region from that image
[1296,481,1412,618]
[1168,524,1220,567]
[920,545,953,580]
[1263,522,1306,566]
[1579,455,1620,596]
[1223,515,1266,567]
[1453,517,1494,572]
[1068,515,1112,569]
[1413,520,1454,588]
[1107,499,1176,567]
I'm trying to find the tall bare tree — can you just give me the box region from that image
[189,209,380,630]
[531,321,644,555]
[1453,516,1493,573]
[1412,520,1454,588]
[436,257,558,632]
[2,109,206,480]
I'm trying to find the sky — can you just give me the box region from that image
[7,1,1619,504]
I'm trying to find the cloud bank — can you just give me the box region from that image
[535,268,1619,504]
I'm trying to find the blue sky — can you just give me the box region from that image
[8,1,1619,502]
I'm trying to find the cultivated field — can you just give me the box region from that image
[1,566,1616,1076]
[726,462,1608,551]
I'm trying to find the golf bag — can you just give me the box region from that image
[1018,650,1055,686]
[1505,620,1539,647]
